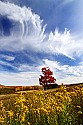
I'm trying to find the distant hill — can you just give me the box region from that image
[0,84,4,86]
[0,82,83,89]
[65,82,83,86]
[0,84,5,88]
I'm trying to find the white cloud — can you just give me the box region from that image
[18,64,40,72]
[0,71,39,86]
[57,76,83,85]
[0,60,83,86]
[0,60,18,71]
[56,0,75,9]
[42,59,83,83]
[0,1,46,51]
[0,1,83,59]
[0,1,83,86]
[0,54,15,61]
[62,0,75,5]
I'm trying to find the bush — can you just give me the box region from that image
[0,88,15,95]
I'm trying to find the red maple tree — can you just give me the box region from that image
[39,67,57,89]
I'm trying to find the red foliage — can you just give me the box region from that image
[39,67,56,87]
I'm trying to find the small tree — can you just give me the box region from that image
[39,67,57,90]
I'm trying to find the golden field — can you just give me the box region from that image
[0,84,83,125]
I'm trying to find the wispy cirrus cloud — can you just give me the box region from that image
[0,1,83,60]
[0,1,83,85]
[61,0,75,5]
[0,54,15,61]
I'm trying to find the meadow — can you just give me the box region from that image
[0,84,83,125]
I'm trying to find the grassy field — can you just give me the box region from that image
[0,85,43,95]
[0,84,83,125]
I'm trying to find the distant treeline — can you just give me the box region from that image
[0,83,83,95]
[14,85,43,92]
[0,85,43,94]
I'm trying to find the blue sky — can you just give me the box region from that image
[0,0,83,86]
